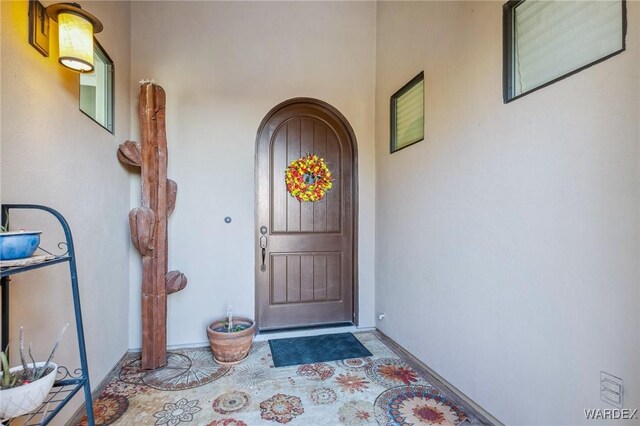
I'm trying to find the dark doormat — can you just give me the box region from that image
[268,332,372,367]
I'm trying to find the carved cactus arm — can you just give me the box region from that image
[167,180,177,216]
[129,207,155,256]
[117,140,142,168]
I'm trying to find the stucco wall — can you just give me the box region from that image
[129,1,377,348]
[375,1,639,424]
[1,1,131,422]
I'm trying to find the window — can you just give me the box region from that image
[80,39,114,133]
[503,0,626,103]
[391,72,424,153]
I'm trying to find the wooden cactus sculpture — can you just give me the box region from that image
[118,82,187,370]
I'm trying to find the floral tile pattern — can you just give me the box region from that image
[335,373,370,394]
[259,393,304,423]
[119,348,231,391]
[309,388,337,405]
[77,394,128,426]
[76,333,480,425]
[296,363,335,381]
[206,420,247,426]
[212,391,250,415]
[365,358,428,388]
[336,357,373,371]
[374,385,468,426]
[338,400,376,425]
[153,398,202,425]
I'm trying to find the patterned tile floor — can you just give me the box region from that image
[73,332,492,425]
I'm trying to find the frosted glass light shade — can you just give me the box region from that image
[58,12,94,73]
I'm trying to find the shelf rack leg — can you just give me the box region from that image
[1,277,8,352]
[1,206,8,352]
[1,204,95,425]
[65,218,95,426]
[69,269,94,425]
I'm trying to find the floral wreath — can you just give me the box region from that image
[285,154,333,202]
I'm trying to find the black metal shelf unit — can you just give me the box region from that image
[1,204,95,425]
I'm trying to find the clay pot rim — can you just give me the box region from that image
[207,316,256,336]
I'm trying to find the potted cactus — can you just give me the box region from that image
[0,324,68,419]
[207,307,255,365]
[0,216,42,261]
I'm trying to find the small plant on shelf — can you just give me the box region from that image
[1,324,68,390]
[0,324,68,419]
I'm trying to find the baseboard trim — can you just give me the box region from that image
[374,329,504,425]
[126,325,378,348]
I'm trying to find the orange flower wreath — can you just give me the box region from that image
[285,154,333,202]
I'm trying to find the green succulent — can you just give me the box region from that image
[0,324,68,390]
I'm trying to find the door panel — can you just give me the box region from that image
[270,252,342,304]
[256,99,356,329]
[271,118,342,234]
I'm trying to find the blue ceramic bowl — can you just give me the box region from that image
[0,231,42,261]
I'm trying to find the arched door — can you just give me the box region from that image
[255,98,357,330]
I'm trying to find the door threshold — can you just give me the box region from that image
[255,322,368,342]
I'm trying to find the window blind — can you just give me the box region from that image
[512,0,623,97]
[394,78,424,150]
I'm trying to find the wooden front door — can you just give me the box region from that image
[256,98,357,330]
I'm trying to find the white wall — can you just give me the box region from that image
[129,1,377,349]
[375,1,639,424]
[0,2,2,203]
[1,1,131,422]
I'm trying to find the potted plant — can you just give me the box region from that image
[0,216,42,261]
[0,324,68,419]
[207,307,255,365]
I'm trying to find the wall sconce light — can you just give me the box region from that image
[28,1,103,73]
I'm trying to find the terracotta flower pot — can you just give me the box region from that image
[207,317,255,365]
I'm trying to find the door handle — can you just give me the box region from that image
[259,226,268,272]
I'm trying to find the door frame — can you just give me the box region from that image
[254,97,359,329]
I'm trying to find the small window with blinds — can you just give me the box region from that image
[391,72,424,153]
[503,0,626,103]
